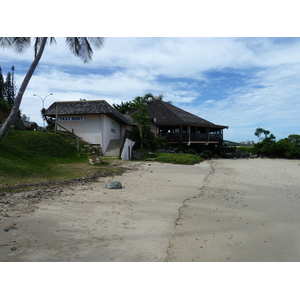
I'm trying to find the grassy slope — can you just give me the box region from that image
[0,131,205,191]
[0,131,110,189]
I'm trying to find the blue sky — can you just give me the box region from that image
[1,36,300,142]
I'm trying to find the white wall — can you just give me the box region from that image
[57,115,102,144]
[57,114,133,157]
[101,115,120,152]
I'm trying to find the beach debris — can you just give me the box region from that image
[105,181,123,189]
[4,223,18,232]
[88,156,103,165]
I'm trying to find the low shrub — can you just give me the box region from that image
[155,153,203,165]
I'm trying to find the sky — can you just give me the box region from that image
[1,1,300,143]
[1,36,300,142]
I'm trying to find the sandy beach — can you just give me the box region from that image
[1,158,300,262]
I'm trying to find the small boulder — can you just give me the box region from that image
[105,181,122,189]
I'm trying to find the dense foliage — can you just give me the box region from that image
[113,93,164,149]
[0,65,16,108]
[154,153,204,165]
[253,128,300,158]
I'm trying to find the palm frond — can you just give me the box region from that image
[34,37,56,57]
[0,37,14,48]
[0,37,31,51]
[88,37,105,48]
[65,37,104,63]
[11,38,31,53]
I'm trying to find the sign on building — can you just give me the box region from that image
[59,116,84,121]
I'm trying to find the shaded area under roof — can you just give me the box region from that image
[147,100,228,129]
[44,100,132,125]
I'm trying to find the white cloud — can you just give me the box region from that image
[2,37,300,142]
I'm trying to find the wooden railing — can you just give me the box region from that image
[159,132,223,142]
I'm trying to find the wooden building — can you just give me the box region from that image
[146,99,228,145]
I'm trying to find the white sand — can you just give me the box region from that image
[168,158,300,262]
[0,161,210,261]
[1,158,300,262]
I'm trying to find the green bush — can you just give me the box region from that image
[185,148,198,155]
[155,153,203,165]
[0,98,10,113]
[238,146,253,153]
[253,133,300,158]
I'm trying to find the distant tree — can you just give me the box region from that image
[287,134,300,144]
[253,129,276,156]
[0,66,4,100]
[113,93,164,114]
[113,101,132,114]
[131,96,150,149]
[4,69,15,107]
[113,93,164,149]
[10,66,16,106]
[0,97,10,112]
[254,127,264,142]
[0,65,16,107]
[0,37,104,141]
[263,129,270,139]
[143,93,164,102]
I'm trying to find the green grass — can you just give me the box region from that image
[0,131,204,192]
[154,153,203,165]
[0,131,117,190]
[238,145,254,153]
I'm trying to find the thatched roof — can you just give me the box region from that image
[44,100,132,125]
[147,100,228,129]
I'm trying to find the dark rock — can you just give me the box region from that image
[132,150,144,159]
[105,181,122,189]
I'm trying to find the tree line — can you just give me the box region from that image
[253,127,300,158]
[0,65,16,110]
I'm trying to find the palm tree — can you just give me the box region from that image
[143,93,163,102]
[0,37,104,141]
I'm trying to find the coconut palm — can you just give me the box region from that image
[0,37,104,141]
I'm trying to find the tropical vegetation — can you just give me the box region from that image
[113,93,164,149]
[0,37,105,141]
[252,128,300,158]
[154,152,203,165]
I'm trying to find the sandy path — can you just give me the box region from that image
[0,161,210,262]
[167,158,300,262]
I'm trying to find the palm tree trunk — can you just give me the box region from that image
[139,125,143,149]
[0,37,48,141]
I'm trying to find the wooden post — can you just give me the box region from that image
[77,137,80,151]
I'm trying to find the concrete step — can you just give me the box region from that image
[105,139,122,157]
